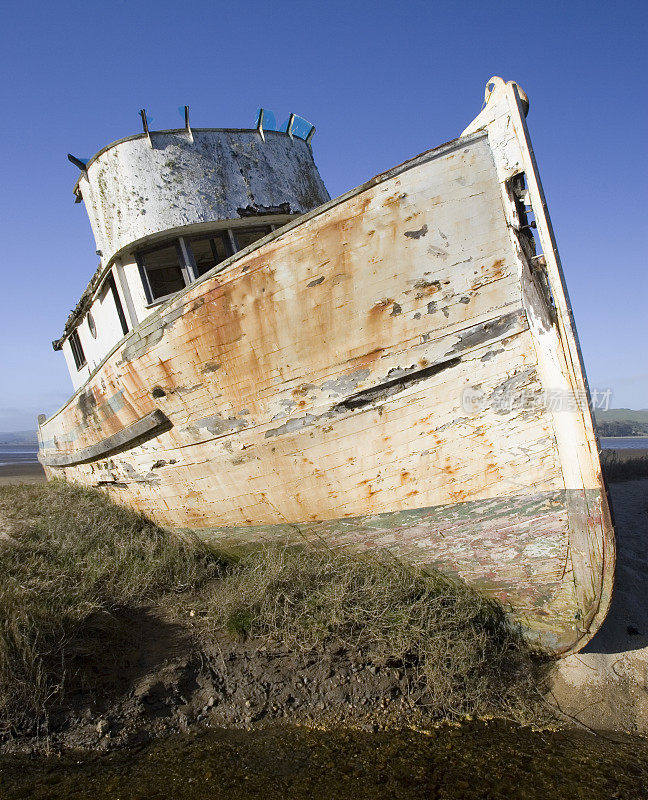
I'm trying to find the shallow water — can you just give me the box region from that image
[0,445,38,466]
[600,437,648,450]
[1,722,646,800]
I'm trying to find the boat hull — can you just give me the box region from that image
[39,81,615,654]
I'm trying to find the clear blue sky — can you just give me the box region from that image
[0,0,646,431]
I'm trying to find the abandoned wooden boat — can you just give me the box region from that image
[39,78,615,654]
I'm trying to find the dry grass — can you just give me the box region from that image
[0,481,221,734]
[600,449,648,481]
[0,482,550,734]
[201,546,549,722]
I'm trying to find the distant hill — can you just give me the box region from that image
[594,408,648,423]
[593,408,648,437]
[0,430,38,446]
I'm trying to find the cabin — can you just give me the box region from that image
[54,108,330,390]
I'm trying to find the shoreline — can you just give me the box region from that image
[3,720,645,800]
[0,462,45,485]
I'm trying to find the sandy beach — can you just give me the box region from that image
[552,477,648,733]
[0,462,45,485]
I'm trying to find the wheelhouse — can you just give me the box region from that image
[52,107,329,391]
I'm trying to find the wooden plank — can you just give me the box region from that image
[40,410,171,466]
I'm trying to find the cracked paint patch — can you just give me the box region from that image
[197,412,249,436]
[321,369,371,396]
[404,224,428,239]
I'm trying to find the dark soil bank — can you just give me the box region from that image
[0,481,547,755]
[0,620,467,753]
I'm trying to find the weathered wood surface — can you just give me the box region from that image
[39,81,614,653]
[39,410,170,467]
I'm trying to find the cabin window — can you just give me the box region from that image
[137,226,277,305]
[106,274,130,336]
[233,226,273,251]
[137,242,190,303]
[69,329,86,370]
[188,233,233,278]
